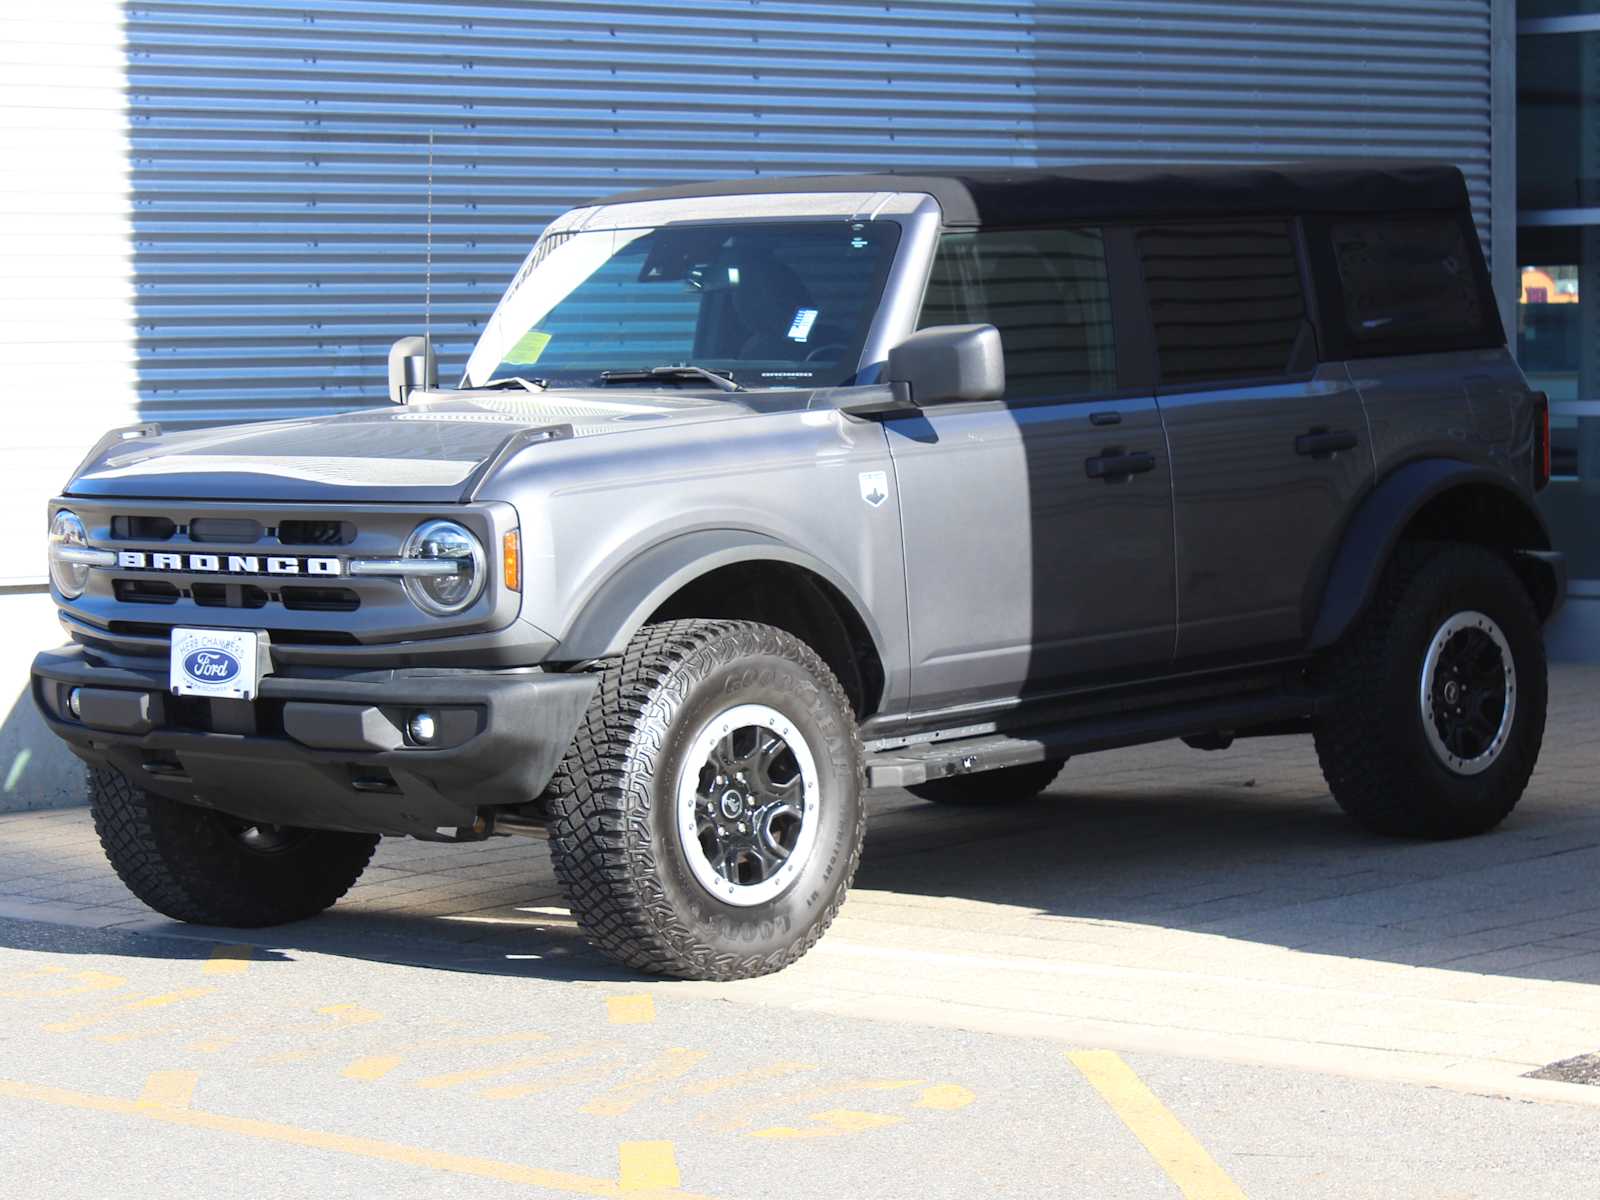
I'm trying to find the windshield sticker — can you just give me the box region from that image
[503,330,552,365]
[786,308,819,342]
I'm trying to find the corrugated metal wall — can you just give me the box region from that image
[119,0,1498,423]
[2,0,1501,581]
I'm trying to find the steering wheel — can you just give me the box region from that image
[804,343,848,363]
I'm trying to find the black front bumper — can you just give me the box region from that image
[31,644,598,839]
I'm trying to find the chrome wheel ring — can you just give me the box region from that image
[675,703,820,907]
[1419,610,1516,777]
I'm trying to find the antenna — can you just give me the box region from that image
[424,128,434,344]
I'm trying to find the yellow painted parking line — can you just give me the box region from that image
[667,1061,817,1102]
[1068,1051,1248,1200]
[317,1002,383,1025]
[139,1070,198,1110]
[44,987,215,1034]
[750,1109,902,1140]
[0,969,126,1000]
[202,945,253,976]
[481,1056,622,1102]
[468,1047,605,1098]
[0,1077,714,1200]
[700,1078,922,1133]
[618,1141,680,1192]
[343,1055,404,1082]
[582,1048,708,1117]
[607,994,656,1025]
[417,1045,588,1093]
[915,1083,975,1111]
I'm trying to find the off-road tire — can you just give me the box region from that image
[546,619,866,980]
[1313,542,1547,839]
[89,767,378,926]
[907,759,1067,806]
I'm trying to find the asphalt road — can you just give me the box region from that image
[5,665,1600,1197]
[1,913,1598,1200]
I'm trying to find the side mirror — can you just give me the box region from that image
[387,335,437,404]
[886,324,1005,407]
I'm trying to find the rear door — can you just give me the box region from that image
[886,226,1176,714]
[1139,220,1373,663]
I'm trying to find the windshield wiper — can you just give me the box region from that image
[477,375,548,393]
[598,365,743,393]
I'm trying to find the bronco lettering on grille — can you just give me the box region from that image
[115,551,342,577]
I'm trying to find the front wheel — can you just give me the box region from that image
[89,768,377,926]
[1313,543,1547,838]
[547,620,866,980]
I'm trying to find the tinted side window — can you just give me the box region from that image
[1137,221,1306,385]
[918,228,1116,398]
[1331,215,1491,352]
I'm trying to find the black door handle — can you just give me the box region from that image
[1295,428,1359,458]
[1085,450,1156,480]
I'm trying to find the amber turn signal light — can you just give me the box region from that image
[502,529,521,591]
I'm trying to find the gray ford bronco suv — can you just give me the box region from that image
[32,162,1564,980]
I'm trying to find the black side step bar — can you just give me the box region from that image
[864,688,1326,790]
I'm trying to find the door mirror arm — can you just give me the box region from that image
[387,335,438,405]
[861,324,1005,417]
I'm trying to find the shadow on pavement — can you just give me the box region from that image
[0,665,1595,989]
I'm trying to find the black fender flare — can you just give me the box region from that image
[552,528,890,665]
[1308,459,1561,652]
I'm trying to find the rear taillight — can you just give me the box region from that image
[1533,392,1551,491]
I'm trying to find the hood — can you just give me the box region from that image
[65,389,781,503]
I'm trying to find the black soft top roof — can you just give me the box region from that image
[588,161,1469,228]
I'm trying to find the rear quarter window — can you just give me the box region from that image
[1136,221,1310,386]
[1330,215,1499,355]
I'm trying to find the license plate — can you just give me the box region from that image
[170,627,263,701]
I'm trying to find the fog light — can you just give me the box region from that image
[67,688,82,718]
[407,710,437,745]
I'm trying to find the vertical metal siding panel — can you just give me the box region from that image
[122,0,1044,422]
[117,0,1497,426]
[0,5,138,582]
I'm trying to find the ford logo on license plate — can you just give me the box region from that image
[183,649,241,685]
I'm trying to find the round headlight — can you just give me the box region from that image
[401,520,485,615]
[48,510,92,599]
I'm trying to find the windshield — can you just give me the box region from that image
[463,219,902,390]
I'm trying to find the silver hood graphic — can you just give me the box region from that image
[64,389,773,503]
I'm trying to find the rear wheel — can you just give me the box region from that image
[1313,543,1547,838]
[89,768,377,926]
[907,759,1067,806]
[547,619,865,980]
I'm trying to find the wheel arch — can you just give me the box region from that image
[1308,458,1562,652]
[551,530,889,716]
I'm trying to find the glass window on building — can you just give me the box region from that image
[1518,13,1600,584]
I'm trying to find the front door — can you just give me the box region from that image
[886,225,1176,715]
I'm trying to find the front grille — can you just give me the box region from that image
[192,583,269,609]
[277,519,354,546]
[111,515,176,541]
[189,517,262,543]
[280,586,359,613]
[64,498,514,653]
[114,580,180,605]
